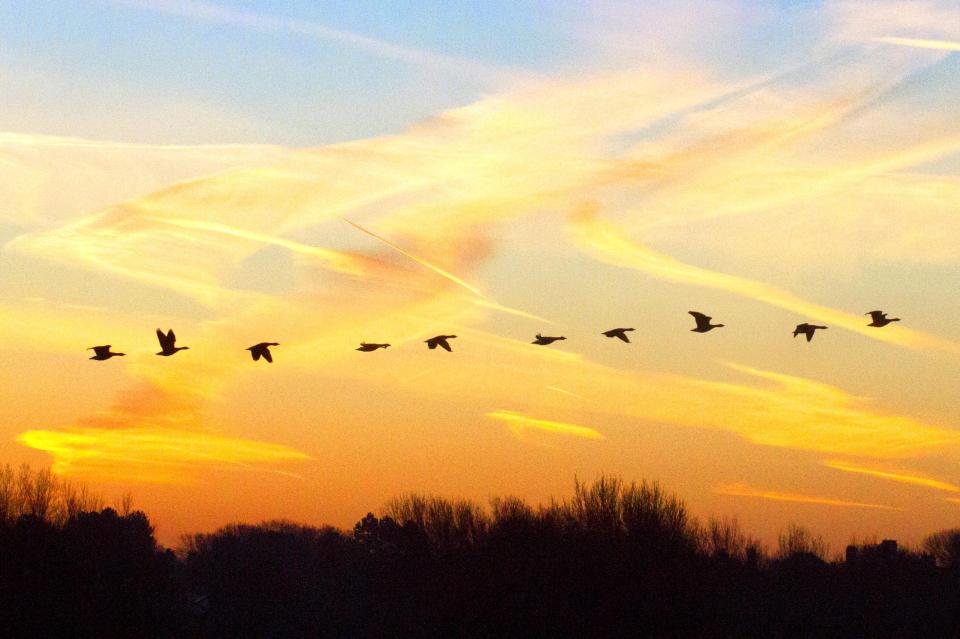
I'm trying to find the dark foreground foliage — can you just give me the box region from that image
[3,467,960,638]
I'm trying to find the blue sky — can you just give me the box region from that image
[0,1,586,144]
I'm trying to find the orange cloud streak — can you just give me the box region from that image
[17,427,309,484]
[715,482,905,511]
[486,410,604,441]
[823,460,960,492]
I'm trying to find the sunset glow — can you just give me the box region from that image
[2,0,960,550]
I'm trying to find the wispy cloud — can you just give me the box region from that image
[17,426,309,483]
[873,36,960,52]
[148,216,376,277]
[486,410,604,441]
[571,208,960,355]
[715,482,905,511]
[823,460,960,492]
[105,0,528,86]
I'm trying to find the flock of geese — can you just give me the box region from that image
[87,310,902,363]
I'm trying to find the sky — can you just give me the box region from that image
[1,0,960,551]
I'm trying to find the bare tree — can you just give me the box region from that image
[777,523,828,560]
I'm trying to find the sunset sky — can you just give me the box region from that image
[2,0,960,550]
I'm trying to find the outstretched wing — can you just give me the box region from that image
[805,331,814,342]
[615,332,630,343]
[90,345,110,356]
[427,340,438,349]
[251,348,261,361]
[167,329,176,345]
[438,339,452,352]
[262,348,273,363]
[688,311,710,329]
[866,310,883,321]
[156,329,167,348]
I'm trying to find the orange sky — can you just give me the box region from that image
[2,1,960,551]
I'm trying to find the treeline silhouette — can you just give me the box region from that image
[3,467,960,638]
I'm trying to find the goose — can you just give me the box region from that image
[602,328,635,343]
[866,310,900,328]
[247,342,279,363]
[88,345,125,361]
[156,329,189,356]
[793,323,828,342]
[357,342,390,352]
[689,311,724,333]
[425,335,457,352]
[532,334,566,346]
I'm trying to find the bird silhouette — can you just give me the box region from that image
[866,310,900,327]
[357,342,390,352]
[689,311,724,333]
[425,335,457,352]
[793,323,828,342]
[247,342,279,363]
[602,328,635,343]
[88,345,125,361]
[532,334,566,346]
[155,329,189,356]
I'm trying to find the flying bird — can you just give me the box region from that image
[425,335,457,352]
[247,342,279,363]
[87,345,125,361]
[866,310,900,327]
[602,328,635,343]
[689,311,724,333]
[532,334,566,346]
[155,329,189,356]
[793,323,828,342]
[357,342,390,352]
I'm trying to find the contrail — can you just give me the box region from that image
[341,217,563,325]
[341,217,489,299]
[147,216,370,276]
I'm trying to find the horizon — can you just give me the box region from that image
[2,0,960,550]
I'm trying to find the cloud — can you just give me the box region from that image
[570,208,960,355]
[148,216,377,277]
[823,459,960,492]
[486,410,604,441]
[873,36,960,52]
[715,482,905,511]
[0,132,283,226]
[106,0,529,86]
[17,427,309,484]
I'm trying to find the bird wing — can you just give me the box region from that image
[805,330,814,342]
[427,340,437,349]
[262,348,273,363]
[156,329,168,348]
[689,311,710,328]
[167,329,176,344]
[602,330,614,337]
[92,345,110,356]
[438,339,452,352]
[615,332,630,343]
[866,311,883,321]
[251,348,261,361]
